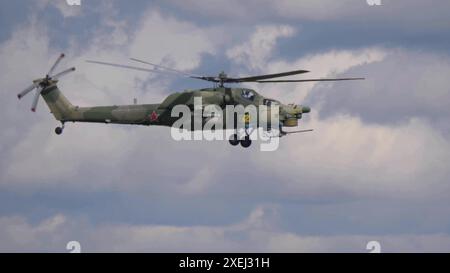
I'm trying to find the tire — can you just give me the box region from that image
[240,137,252,148]
[229,134,239,146]
[55,127,63,135]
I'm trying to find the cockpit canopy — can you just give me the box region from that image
[240,89,256,101]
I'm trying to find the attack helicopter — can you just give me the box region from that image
[17,54,363,148]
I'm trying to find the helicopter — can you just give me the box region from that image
[17,54,364,148]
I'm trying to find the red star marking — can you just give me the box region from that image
[150,111,159,122]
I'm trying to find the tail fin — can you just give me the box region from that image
[41,84,75,121]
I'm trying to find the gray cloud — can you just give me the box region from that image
[307,49,450,133]
[1,0,450,253]
[1,207,450,252]
[163,0,450,29]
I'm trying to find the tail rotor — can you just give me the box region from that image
[17,53,75,112]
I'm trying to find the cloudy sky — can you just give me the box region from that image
[1,0,450,252]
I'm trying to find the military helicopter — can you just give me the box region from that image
[17,54,363,148]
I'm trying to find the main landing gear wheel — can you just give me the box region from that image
[229,134,239,146]
[240,136,252,148]
[55,123,65,135]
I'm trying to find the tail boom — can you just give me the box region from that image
[40,84,162,125]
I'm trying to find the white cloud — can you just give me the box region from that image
[129,11,217,71]
[223,31,450,201]
[254,113,450,200]
[227,25,296,70]
[308,49,450,127]
[249,47,386,103]
[222,30,450,202]
[225,25,386,106]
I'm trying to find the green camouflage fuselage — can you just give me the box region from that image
[41,83,310,129]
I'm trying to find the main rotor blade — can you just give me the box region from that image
[17,83,37,99]
[229,69,310,83]
[191,76,219,82]
[31,87,43,112]
[190,76,220,82]
[130,58,202,78]
[257,77,365,83]
[52,67,76,80]
[86,60,191,78]
[47,53,65,77]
